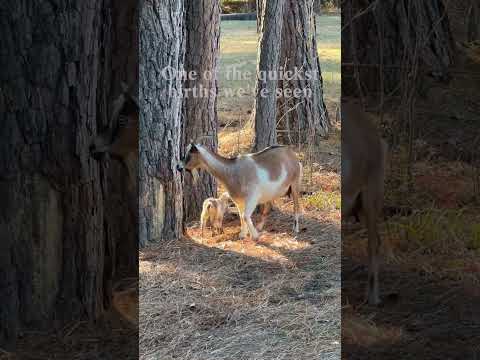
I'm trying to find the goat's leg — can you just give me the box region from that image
[243,199,260,241]
[214,218,221,235]
[236,202,248,239]
[291,184,301,233]
[211,221,216,237]
[218,218,224,234]
[256,202,271,231]
[200,216,206,238]
[363,188,381,305]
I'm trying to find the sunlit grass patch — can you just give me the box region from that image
[318,47,341,63]
[304,190,341,211]
[380,209,480,281]
[219,16,341,116]
[386,209,479,253]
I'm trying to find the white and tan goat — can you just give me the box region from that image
[200,192,231,237]
[342,99,388,305]
[177,144,302,241]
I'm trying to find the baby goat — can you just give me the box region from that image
[200,192,231,237]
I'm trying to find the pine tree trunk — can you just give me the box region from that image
[277,0,329,145]
[313,0,321,15]
[253,0,285,151]
[0,0,136,350]
[139,0,185,246]
[183,0,220,222]
[257,0,264,33]
[342,0,455,96]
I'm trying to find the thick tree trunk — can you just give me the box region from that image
[0,0,136,350]
[253,0,285,151]
[342,0,455,96]
[277,0,329,145]
[139,0,184,246]
[183,0,220,222]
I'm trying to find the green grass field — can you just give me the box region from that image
[218,16,341,118]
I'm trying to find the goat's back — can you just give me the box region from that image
[250,146,301,182]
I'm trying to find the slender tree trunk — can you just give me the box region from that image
[256,0,263,33]
[277,0,329,145]
[0,0,136,350]
[253,0,285,151]
[139,0,185,246]
[183,0,220,222]
[443,0,480,44]
[342,0,454,96]
[313,0,321,15]
[467,1,480,42]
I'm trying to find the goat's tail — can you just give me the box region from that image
[285,162,303,198]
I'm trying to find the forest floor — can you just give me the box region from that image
[139,16,341,360]
[342,42,480,359]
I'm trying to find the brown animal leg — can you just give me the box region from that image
[200,215,206,238]
[243,199,260,241]
[291,184,301,233]
[257,202,272,231]
[363,188,381,305]
[236,202,248,239]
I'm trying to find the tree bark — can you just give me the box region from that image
[342,0,455,96]
[139,0,185,246]
[107,0,139,284]
[277,0,330,145]
[256,0,263,33]
[183,0,220,222]
[253,0,285,151]
[0,0,137,350]
[313,0,322,15]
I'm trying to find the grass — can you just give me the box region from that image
[305,191,341,211]
[385,208,480,258]
[218,15,341,118]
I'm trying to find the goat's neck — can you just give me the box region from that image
[197,146,233,185]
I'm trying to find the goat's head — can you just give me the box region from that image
[177,143,202,173]
[177,135,213,173]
